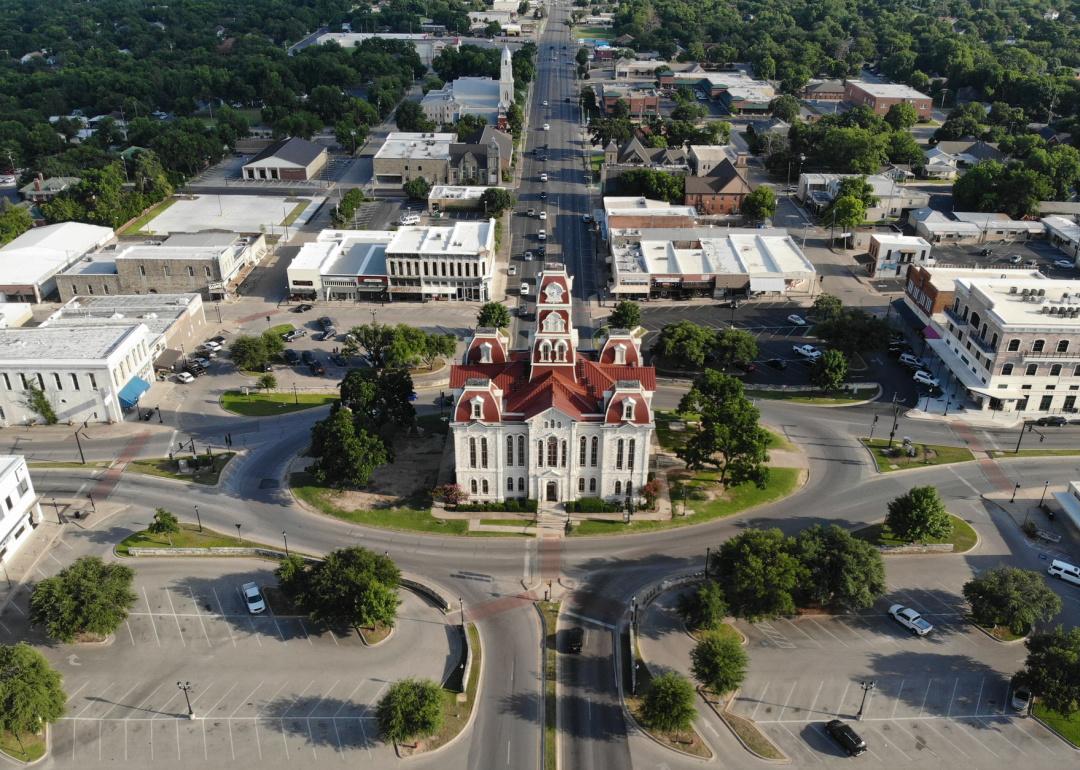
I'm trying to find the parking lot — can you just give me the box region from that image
[927,238,1075,277]
[3,560,459,769]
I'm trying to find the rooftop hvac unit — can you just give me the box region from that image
[1041,305,1049,313]
[1038,288,1046,296]
[1022,287,1031,296]
[1009,286,1018,294]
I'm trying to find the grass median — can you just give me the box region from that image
[220,390,337,416]
[0,728,46,763]
[1033,703,1080,747]
[853,513,978,553]
[861,437,974,471]
[116,522,279,556]
[746,386,879,405]
[118,198,176,235]
[538,601,559,770]
[126,452,234,485]
[422,623,481,752]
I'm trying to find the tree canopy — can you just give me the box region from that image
[793,525,885,611]
[715,528,805,620]
[377,678,444,745]
[885,486,953,542]
[963,567,1062,635]
[691,631,748,695]
[477,302,511,329]
[29,556,136,642]
[741,186,776,223]
[608,301,642,331]
[0,643,66,739]
[276,546,401,631]
[640,672,697,737]
[1017,626,1080,715]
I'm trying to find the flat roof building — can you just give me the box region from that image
[602,197,698,234]
[288,230,394,301]
[0,456,43,568]
[797,173,931,220]
[844,81,932,118]
[1043,216,1080,263]
[428,185,488,212]
[0,222,114,303]
[868,234,933,278]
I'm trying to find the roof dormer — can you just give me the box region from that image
[454,377,502,424]
[464,326,509,364]
[598,327,642,366]
[604,380,651,424]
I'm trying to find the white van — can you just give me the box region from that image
[1048,559,1080,586]
[399,213,421,226]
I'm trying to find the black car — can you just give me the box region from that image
[536,246,546,257]
[301,350,315,364]
[316,328,336,341]
[330,353,347,367]
[1034,415,1068,427]
[208,335,226,346]
[309,361,326,376]
[539,191,548,199]
[825,720,867,756]
[283,349,300,365]
[765,358,788,370]
[977,247,993,256]
[565,627,584,654]
[183,363,206,377]
[317,316,334,329]
[292,303,313,313]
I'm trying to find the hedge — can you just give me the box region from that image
[454,498,539,513]
[565,497,624,513]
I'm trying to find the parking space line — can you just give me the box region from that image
[164,588,185,645]
[332,719,345,758]
[865,723,914,761]
[976,717,1027,754]
[920,717,972,758]
[125,619,135,645]
[890,718,940,757]
[307,720,318,760]
[807,618,848,647]
[998,681,1010,714]
[188,586,212,647]
[333,681,365,717]
[776,681,797,721]
[749,681,769,721]
[803,680,824,722]
[280,720,289,759]
[780,723,820,764]
[228,718,235,761]
[834,681,851,718]
[73,683,112,717]
[780,618,822,647]
[202,718,208,761]
[142,588,161,647]
[356,715,374,760]
[128,681,166,721]
[101,682,142,719]
[307,681,339,717]
[175,719,181,759]
[918,679,933,717]
[201,681,238,717]
[229,680,265,717]
[891,680,905,718]
[946,678,960,716]
[212,587,238,648]
[65,681,89,704]
[837,618,873,645]
[254,718,262,760]
[297,618,314,645]
[952,718,1000,758]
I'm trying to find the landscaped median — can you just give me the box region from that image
[1033,703,1080,748]
[537,601,559,770]
[126,452,234,485]
[220,390,337,416]
[745,384,879,405]
[115,522,287,557]
[860,437,975,472]
[0,727,46,764]
[853,513,978,554]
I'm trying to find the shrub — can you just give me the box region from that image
[454,498,538,513]
[566,497,623,513]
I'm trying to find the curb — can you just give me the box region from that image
[357,624,395,648]
[969,621,1029,646]
[707,690,790,764]
[1031,710,1080,752]
[534,601,555,770]
[0,724,50,767]
[122,451,243,490]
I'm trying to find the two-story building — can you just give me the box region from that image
[0,456,43,567]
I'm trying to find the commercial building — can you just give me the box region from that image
[909,209,1044,244]
[868,234,933,277]
[428,186,488,212]
[797,173,930,220]
[0,456,43,568]
[844,81,932,119]
[601,197,698,235]
[241,137,328,182]
[683,157,752,215]
[421,47,514,125]
[449,265,655,506]
[903,265,1044,323]
[1043,215,1080,262]
[287,219,496,302]
[56,232,266,301]
[658,70,775,112]
[373,130,510,189]
[608,227,816,299]
[597,83,661,117]
[0,222,114,303]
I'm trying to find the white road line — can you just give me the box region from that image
[875,722,920,761]
[211,587,238,648]
[946,678,960,717]
[776,681,797,721]
[248,616,264,647]
[127,681,166,721]
[891,680,905,718]
[101,682,143,719]
[952,718,1000,758]
[749,681,769,721]
[254,718,262,760]
[835,681,851,718]
[202,718,208,761]
[65,681,89,703]
[356,715,374,760]
[332,719,344,757]
[780,618,821,647]
[837,618,874,645]
[561,609,615,629]
[919,716,971,758]
[202,681,239,718]
[142,588,161,647]
[73,683,112,717]
[228,681,265,718]
[918,679,933,717]
[973,676,985,716]
[808,618,848,647]
[175,719,181,759]
[165,588,185,645]
[949,466,984,496]
[307,681,338,717]
[280,719,289,759]
[153,690,182,721]
[297,618,314,646]
[228,717,236,761]
[282,681,317,717]
[804,680,824,721]
[125,619,135,645]
[188,586,212,647]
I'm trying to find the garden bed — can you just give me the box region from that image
[220,391,337,416]
[538,602,559,770]
[861,437,974,471]
[127,452,234,484]
[116,522,274,556]
[852,514,978,553]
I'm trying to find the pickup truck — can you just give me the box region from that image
[888,604,933,636]
[792,344,822,361]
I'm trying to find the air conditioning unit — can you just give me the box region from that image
[1009,286,1018,294]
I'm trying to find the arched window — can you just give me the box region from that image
[518,435,525,466]
[1002,363,1014,375]
[482,479,489,494]
[579,436,587,466]
[547,437,558,466]
[556,341,567,361]
[1033,339,1046,353]
[578,478,585,492]
[990,333,998,349]
[481,438,488,468]
[615,481,622,495]
[537,440,544,466]
[470,479,477,494]
[518,477,525,491]
[561,440,567,467]
[628,439,636,470]
[969,312,981,330]
[589,478,596,492]
[469,437,477,468]
[507,477,514,491]
[1058,340,1069,353]
[506,435,514,466]
[540,341,551,362]
[1026,364,1038,375]
[1007,339,1020,352]
[590,436,598,466]
[614,344,626,365]
[623,399,635,420]
[1051,364,1062,376]
[616,439,624,469]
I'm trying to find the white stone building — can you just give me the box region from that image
[421,46,514,125]
[449,265,655,506]
[868,234,933,278]
[0,456,43,567]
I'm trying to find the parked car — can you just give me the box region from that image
[888,604,933,635]
[183,363,206,377]
[317,316,334,329]
[208,335,226,346]
[292,303,313,313]
[1047,558,1080,586]
[582,214,593,224]
[191,357,211,368]
[399,213,421,226]
[282,328,306,342]
[913,370,939,388]
[202,340,222,352]
[787,314,807,325]
[898,352,924,368]
[283,349,300,365]
[825,720,867,757]
[765,358,788,370]
[1054,259,1075,269]
[408,391,418,402]
[539,173,548,182]
[175,371,195,384]
[309,361,326,376]
[241,582,266,614]
[543,123,550,130]
[301,350,315,364]
[539,191,548,199]
[316,328,336,341]
[508,265,518,276]
[539,210,547,220]
[566,626,584,654]
[1009,254,1023,264]
[1011,683,1032,715]
[792,344,822,360]
[977,247,994,256]
[538,229,547,240]
[1034,415,1068,426]
[520,282,530,295]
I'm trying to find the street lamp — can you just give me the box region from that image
[868,414,879,442]
[1039,480,1050,507]
[459,597,465,630]
[177,681,194,719]
[705,546,710,577]
[282,530,289,557]
[1010,482,1021,504]
[235,523,242,545]
[193,505,202,533]
[857,680,876,720]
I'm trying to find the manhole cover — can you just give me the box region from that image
[259,478,279,489]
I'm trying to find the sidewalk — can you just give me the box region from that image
[905,393,1024,429]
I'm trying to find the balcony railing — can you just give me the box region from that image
[943,306,967,327]
[968,333,996,356]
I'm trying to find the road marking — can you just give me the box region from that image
[211,587,238,648]
[188,586,212,647]
[920,716,972,758]
[141,588,161,647]
[918,679,933,717]
[807,618,848,647]
[780,617,821,647]
[125,619,136,645]
[201,681,238,718]
[165,587,186,646]
[254,718,262,760]
[749,681,769,721]
[73,682,112,718]
[804,680,824,721]
[228,718,236,761]
[175,719,181,759]
[561,609,614,629]
[973,676,985,715]
[891,680,905,718]
[946,678,960,717]
[64,680,89,703]
[835,680,851,718]
[101,682,142,719]
[776,681,797,721]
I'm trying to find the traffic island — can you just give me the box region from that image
[219,390,338,416]
[537,601,559,770]
[0,728,47,765]
[860,438,975,472]
[115,522,291,557]
[126,452,235,485]
[852,513,978,554]
[712,700,788,762]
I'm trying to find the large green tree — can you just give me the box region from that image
[884,102,918,131]
[640,672,697,739]
[0,204,32,246]
[794,525,885,611]
[229,335,269,371]
[811,349,848,392]
[477,302,511,329]
[814,309,891,357]
[394,100,435,133]
[309,407,389,488]
[963,567,1062,635]
[885,486,953,542]
[0,643,66,742]
[480,187,515,214]
[29,557,135,642]
[678,581,728,632]
[608,301,641,331]
[403,176,431,201]
[741,186,777,223]
[655,321,714,369]
[1017,627,1080,716]
[712,328,758,371]
[691,632,747,695]
[715,529,805,620]
[302,546,401,630]
[377,678,444,746]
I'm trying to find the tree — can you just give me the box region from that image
[640,672,697,739]
[770,94,801,123]
[656,321,715,369]
[432,483,468,505]
[480,187,515,214]
[303,546,400,630]
[148,508,180,545]
[608,301,641,330]
[812,294,843,322]
[274,554,310,608]
[351,323,395,366]
[677,371,771,488]
[261,329,285,358]
[962,567,1062,636]
[1017,627,1080,715]
[885,486,953,542]
[394,100,435,133]
[814,309,890,356]
[887,131,924,165]
[309,407,389,488]
[691,632,747,695]
[617,168,684,204]
[422,332,457,369]
[827,195,866,230]
[29,556,135,643]
[0,643,66,743]
[403,176,431,201]
[884,102,918,131]
[25,385,57,425]
[811,349,848,392]
[794,525,885,611]
[377,678,444,746]
[741,186,776,223]
[229,335,268,371]
[715,529,805,620]
[477,302,511,328]
[257,372,277,392]
[712,328,758,370]
[576,47,589,67]
[677,581,728,632]
[386,324,430,368]
[0,205,32,246]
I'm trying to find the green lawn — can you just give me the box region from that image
[116,522,277,556]
[118,197,176,235]
[861,437,975,471]
[692,623,743,645]
[747,386,879,405]
[29,460,111,469]
[573,26,614,40]
[281,200,309,226]
[853,513,978,553]
[991,448,1080,458]
[1034,703,1080,747]
[220,390,337,416]
[538,601,559,770]
[126,453,234,485]
[571,467,801,536]
[0,728,46,763]
[656,410,793,453]
[267,323,294,337]
[291,472,468,535]
[480,518,536,527]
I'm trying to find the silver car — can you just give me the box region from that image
[241,582,266,614]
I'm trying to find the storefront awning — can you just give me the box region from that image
[118,377,151,409]
[749,276,786,293]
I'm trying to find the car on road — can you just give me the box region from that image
[399,213,421,226]
[538,229,547,240]
[282,328,306,342]
[977,247,994,256]
[543,123,550,130]
[1034,415,1068,426]
[539,173,548,182]
[292,303,313,313]
[536,246,546,257]
[283,349,300,365]
[825,720,867,757]
[542,100,549,106]
[527,207,536,216]
[1011,683,1032,715]
[241,582,266,614]
[1009,254,1023,264]
[520,282,530,295]
[539,191,548,199]
[913,370,939,388]
[1054,259,1075,269]
[566,626,584,654]
[765,358,788,370]
[1048,558,1080,585]
[787,314,807,325]
[175,371,195,384]
[524,250,534,261]
[508,265,518,276]
[539,210,547,220]
[792,344,822,360]
[888,604,933,635]
[183,363,206,377]
[898,352,924,368]
[582,214,593,224]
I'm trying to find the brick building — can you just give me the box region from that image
[242,137,328,182]
[843,81,932,119]
[683,156,752,215]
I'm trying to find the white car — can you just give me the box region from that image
[524,250,534,261]
[888,604,933,636]
[508,265,518,276]
[787,314,807,325]
[539,210,547,220]
[399,213,421,226]
[520,282,530,295]
[542,100,549,106]
[175,371,195,384]
[539,173,548,182]
[538,229,547,240]
[898,352,924,369]
[543,123,550,131]
[202,341,222,352]
[1054,259,1075,269]
[241,582,266,614]
[913,370,939,388]
[792,344,822,360]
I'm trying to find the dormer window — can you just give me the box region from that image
[470,397,484,420]
[623,398,635,421]
[479,342,492,363]
[614,344,626,365]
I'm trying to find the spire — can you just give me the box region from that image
[499,46,514,108]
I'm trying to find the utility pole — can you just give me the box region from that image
[177,681,194,719]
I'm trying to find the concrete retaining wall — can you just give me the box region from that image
[878,543,954,554]
[128,546,321,562]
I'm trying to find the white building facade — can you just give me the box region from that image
[421,46,514,125]
[0,456,43,567]
[449,266,655,505]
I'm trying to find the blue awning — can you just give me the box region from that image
[118,377,151,409]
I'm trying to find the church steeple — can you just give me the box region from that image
[529,265,578,380]
[499,46,514,109]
